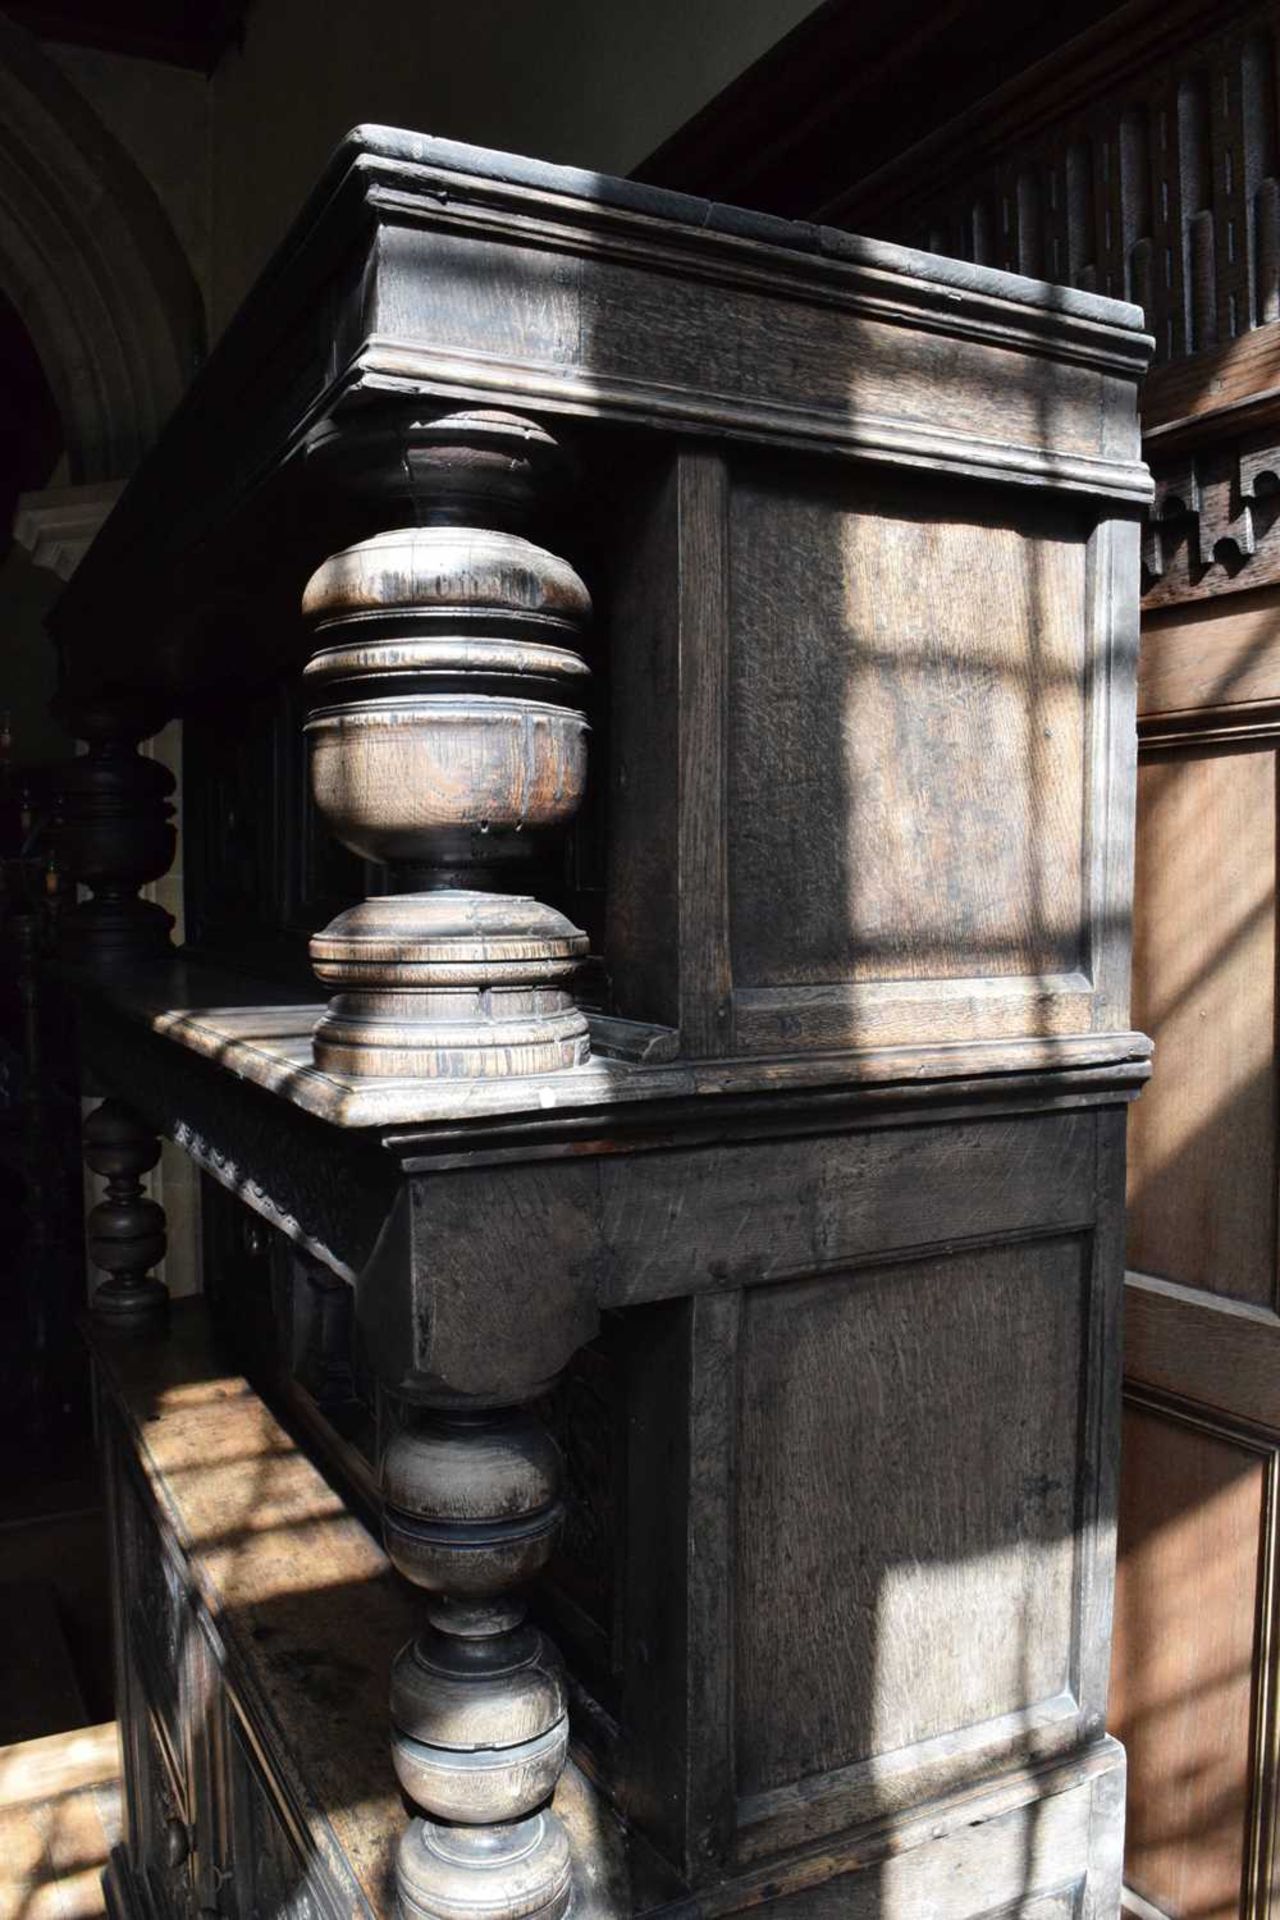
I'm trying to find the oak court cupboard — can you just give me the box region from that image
[49,128,1152,1920]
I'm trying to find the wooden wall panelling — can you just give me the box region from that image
[1142,328,1280,439]
[722,0,1280,626]
[1142,414,1280,610]
[1126,1271,1280,1434]
[777,0,1280,622]
[1111,1390,1280,1920]
[1126,735,1277,1304]
[1120,573,1280,1917]
[1137,588,1280,736]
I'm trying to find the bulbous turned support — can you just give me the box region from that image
[302,410,591,1079]
[83,1099,168,1325]
[382,1406,573,1920]
[51,692,175,969]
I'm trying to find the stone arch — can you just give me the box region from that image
[0,14,204,482]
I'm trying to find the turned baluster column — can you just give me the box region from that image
[52,692,175,968]
[301,407,591,1078]
[382,1403,572,1920]
[83,1098,168,1324]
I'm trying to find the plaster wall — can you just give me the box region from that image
[42,0,822,340]
[41,42,212,313]
[208,0,822,332]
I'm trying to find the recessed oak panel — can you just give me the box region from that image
[1110,1399,1268,1920]
[1139,592,1280,722]
[727,468,1089,994]
[1126,742,1278,1305]
[735,1236,1087,1798]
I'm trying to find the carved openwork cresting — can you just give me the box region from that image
[382,1403,572,1920]
[302,408,592,1079]
[83,1097,168,1323]
[1142,434,1280,607]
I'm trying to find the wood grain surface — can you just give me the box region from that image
[728,468,1088,993]
[1111,1397,1270,1920]
[1127,742,1278,1305]
[735,1238,1086,1800]
[1140,591,1280,725]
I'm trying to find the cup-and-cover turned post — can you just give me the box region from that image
[302,409,593,1081]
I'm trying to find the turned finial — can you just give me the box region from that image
[52,692,175,969]
[83,1098,168,1325]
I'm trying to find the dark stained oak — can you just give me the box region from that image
[56,129,1150,1920]
[666,9,1280,1901]
[82,1099,168,1325]
[301,409,595,1084]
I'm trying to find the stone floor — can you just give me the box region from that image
[0,1723,120,1920]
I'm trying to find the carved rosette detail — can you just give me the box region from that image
[83,1098,168,1324]
[52,694,175,968]
[301,410,592,1079]
[382,1407,572,1920]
